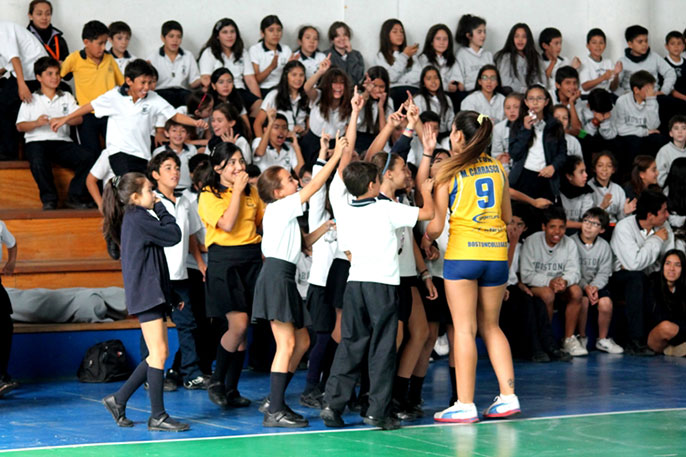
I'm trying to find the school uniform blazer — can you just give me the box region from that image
[508,114,567,197]
[120,202,181,315]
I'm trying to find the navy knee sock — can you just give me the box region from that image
[114,360,148,405]
[305,333,330,392]
[147,366,166,419]
[268,372,289,413]
[211,345,233,386]
[408,375,425,405]
[225,350,245,392]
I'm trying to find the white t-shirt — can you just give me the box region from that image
[309,90,349,137]
[260,89,308,131]
[337,198,419,285]
[89,150,115,184]
[249,42,293,89]
[152,144,198,189]
[251,137,298,172]
[0,220,17,263]
[16,91,79,143]
[197,47,254,90]
[147,47,201,90]
[523,121,547,172]
[0,21,47,80]
[579,54,614,94]
[92,87,176,160]
[261,192,303,264]
[154,191,202,281]
[328,172,353,261]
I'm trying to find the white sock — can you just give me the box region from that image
[499,393,516,401]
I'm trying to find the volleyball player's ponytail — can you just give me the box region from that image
[436,110,493,185]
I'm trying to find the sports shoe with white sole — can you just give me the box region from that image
[577,335,588,351]
[483,394,521,419]
[664,342,686,357]
[433,401,479,423]
[596,338,624,354]
[563,336,588,356]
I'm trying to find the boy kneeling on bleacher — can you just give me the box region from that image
[16,57,93,210]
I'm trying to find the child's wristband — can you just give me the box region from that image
[404,128,415,135]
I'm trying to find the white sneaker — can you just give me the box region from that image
[563,336,588,356]
[483,394,521,419]
[577,335,588,350]
[434,334,450,357]
[595,338,624,354]
[434,401,478,423]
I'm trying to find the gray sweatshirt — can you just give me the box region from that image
[521,231,581,287]
[572,233,613,289]
[618,49,676,95]
[612,93,660,137]
[588,178,629,223]
[560,192,594,223]
[460,91,506,123]
[456,46,494,91]
[579,105,617,139]
[610,215,676,274]
[656,141,686,187]
[496,53,546,94]
[491,119,510,158]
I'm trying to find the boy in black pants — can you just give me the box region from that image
[0,221,18,397]
[321,161,434,430]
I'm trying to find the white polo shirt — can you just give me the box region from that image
[260,89,308,131]
[579,54,614,94]
[108,50,136,77]
[16,90,79,143]
[182,188,206,271]
[248,42,293,89]
[261,192,303,264]
[357,98,395,133]
[152,143,198,189]
[198,47,253,89]
[89,150,115,184]
[0,21,47,80]
[91,87,176,160]
[154,191,202,280]
[0,221,17,263]
[309,90,349,137]
[297,50,327,79]
[337,198,419,286]
[148,47,201,90]
[251,137,297,172]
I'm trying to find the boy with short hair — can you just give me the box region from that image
[539,27,580,91]
[617,25,676,95]
[656,114,686,187]
[146,151,207,390]
[572,207,623,354]
[321,160,435,430]
[50,59,206,177]
[147,21,201,108]
[61,20,124,157]
[552,66,584,134]
[520,206,586,357]
[579,28,622,95]
[16,56,93,210]
[108,21,136,76]
[0,20,48,159]
[252,110,304,173]
[152,119,198,191]
[579,88,617,140]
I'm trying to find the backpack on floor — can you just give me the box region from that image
[77,339,132,383]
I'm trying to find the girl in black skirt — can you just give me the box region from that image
[197,142,265,409]
[253,131,346,428]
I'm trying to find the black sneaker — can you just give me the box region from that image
[102,394,134,427]
[531,350,551,363]
[363,415,400,430]
[548,348,572,362]
[147,413,190,432]
[299,386,324,409]
[226,389,251,407]
[320,406,345,427]
[183,375,208,390]
[263,409,309,428]
[625,340,655,357]
[0,378,19,398]
[207,382,228,407]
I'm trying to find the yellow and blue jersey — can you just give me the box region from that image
[445,154,508,261]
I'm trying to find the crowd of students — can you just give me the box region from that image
[1,0,686,432]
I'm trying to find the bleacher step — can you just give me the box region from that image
[0,161,75,210]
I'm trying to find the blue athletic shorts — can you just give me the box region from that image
[443,260,509,286]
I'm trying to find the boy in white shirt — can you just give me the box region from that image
[656,115,686,187]
[579,29,621,95]
[321,160,434,430]
[252,111,304,173]
[15,57,92,210]
[539,28,581,92]
[147,21,201,108]
[108,21,136,76]
[152,119,197,191]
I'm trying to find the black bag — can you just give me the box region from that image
[77,339,132,383]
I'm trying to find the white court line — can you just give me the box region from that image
[2,406,685,454]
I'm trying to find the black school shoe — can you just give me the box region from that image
[148,413,190,432]
[531,350,551,363]
[299,386,324,409]
[363,415,400,430]
[226,389,251,407]
[548,348,572,362]
[0,377,19,398]
[390,398,417,421]
[102,395,134,427]
[263,409,309,428]
[207,382,228,408]
[259,397,304,420]
[320,405,345,427]
[625,340,655,357]
[42,201,57,210]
